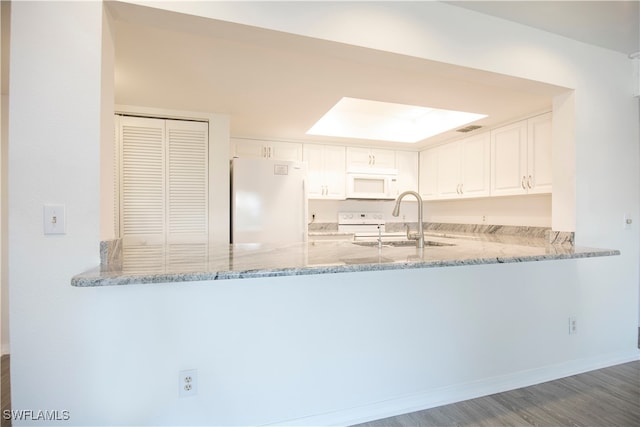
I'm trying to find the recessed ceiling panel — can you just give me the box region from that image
[110,1,569,149]
[307,97,487,143]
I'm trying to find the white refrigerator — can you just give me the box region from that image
[231,157,308,244]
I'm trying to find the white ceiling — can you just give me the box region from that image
[448,1,639,56]
[108,1,634,150]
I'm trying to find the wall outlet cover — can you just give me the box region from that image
[44,204,66,235]
[179,369,198,398]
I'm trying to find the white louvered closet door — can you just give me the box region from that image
[118,115,209,270]
[166,120,209,267]
[120,116,166,244]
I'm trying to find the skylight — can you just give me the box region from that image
[306,97,487,143]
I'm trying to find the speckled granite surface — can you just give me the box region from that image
[73,231,618,287]
[100,239,122,269]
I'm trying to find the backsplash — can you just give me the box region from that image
[308,221,574,245]
[309,193,552,227]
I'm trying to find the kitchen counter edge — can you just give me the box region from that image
[71,246,620,288]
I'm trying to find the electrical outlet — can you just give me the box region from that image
[568,317,577,335]
[179,369,198,398]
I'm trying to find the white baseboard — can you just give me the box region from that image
[270,350,640,426]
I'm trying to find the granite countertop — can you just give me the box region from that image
[72,230,620,287]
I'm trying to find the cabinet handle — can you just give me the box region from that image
[372,154,376,165]
[521,176,527,190]
[527,175,533,189]
[263,147,267,158]
[268,147,272,158]
[460,183,463,194]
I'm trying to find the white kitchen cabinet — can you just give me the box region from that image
[232,138,303,161]
[423,132,490,200]
[394,150,419,195]
[490,120,527,196]
[491,113,552,196]
[526,113,553,194]
[436,141,463,198]
[303,144,346,199]
[419,147,438,200]
[460,132,491,198]
[346,146,396,170]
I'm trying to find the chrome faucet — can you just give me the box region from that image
[392,190,424,248]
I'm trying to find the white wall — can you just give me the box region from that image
[7,1,639,426]
[8,0,103,416]
[551,91,576,232]
[99,5,116,241]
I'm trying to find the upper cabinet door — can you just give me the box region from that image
[303,144,326,198]
[269,140,303,162]
[346,147,395,170]
[232,138,267,159]
[232,138,302,161]
[303,144,346,200]
[420,133,490,201]
[491,120,528,196]
[460,132,490,198]
[527,112,552,194]
[370,148,396,169]
[490,114,552,197]
[436,141,463,198]
[323,145,347,199]
[346,147,373,169]
[419,147,438,200]
[395,150,419,195]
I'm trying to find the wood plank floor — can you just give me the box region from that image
[354,361,640,427]
[1,354,10,427]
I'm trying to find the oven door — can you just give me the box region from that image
[346,173,397,199]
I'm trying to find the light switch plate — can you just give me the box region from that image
[44,204,66,235]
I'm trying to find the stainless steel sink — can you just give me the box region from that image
[352,240,454,247]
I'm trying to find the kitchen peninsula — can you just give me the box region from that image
[72,227,619,287]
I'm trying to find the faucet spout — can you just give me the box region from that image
[392,190,424,248]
